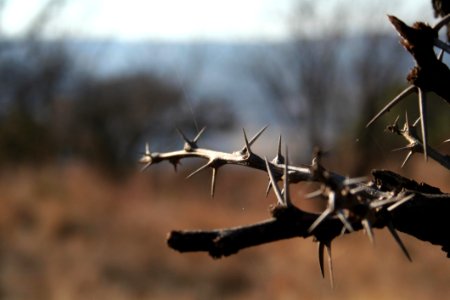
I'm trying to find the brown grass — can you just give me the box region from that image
[0,163,448,299]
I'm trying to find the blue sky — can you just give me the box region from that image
[1,0,434,41]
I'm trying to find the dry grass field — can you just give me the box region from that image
[0,162,448,300]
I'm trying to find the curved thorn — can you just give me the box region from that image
[387,221,412,262]
[145,143,151,155]
[248,125,269,147]
[186,162,211,179]
[318,242,325,278]
[361,218,375,245]
[210,167,217,197]
[433,14,450,31]
[265,157,283,206]
[418,88,428,161]
[366,85,416,128]
[193,126,206,143]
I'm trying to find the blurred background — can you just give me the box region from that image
[0,0,449,299]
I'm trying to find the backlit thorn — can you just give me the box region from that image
[139,143,153,171]
[193,126,206,143]
[242,128,251,154]
[308,192,335,233]
[186,161,212,179]
[325,242,334,289]
[444,138,450,143]
[210,167,218,197]
[176,128,198,151]
[361,218,375,245]
[387,221,412,262]
[433,13,450,31]
[274,135,285,164]
[264,157,284,206]
[282,146,292,206]
[240,125,269,154]
[265,180,272,198]
[400,151,414,168]
[305,188,324,199]
[387,194,415,211]
[343,176,368,186]
[366,85,416,128]
[336,210,354,233]
[417,88,428,161]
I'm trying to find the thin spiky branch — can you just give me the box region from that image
[367,15,450,160]
[142,127,450,264]
[386,115,450,169]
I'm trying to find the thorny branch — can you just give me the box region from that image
[141,14,450,286]
[367,14,450,161]
[141,124,450,285]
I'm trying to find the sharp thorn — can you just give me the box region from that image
[343,176,367,185]
[336,210,354,233]
[318,242,325,278]
[140,162,152,172]
[387,194,414,211]
[392,145,413,152]
[283,146,291,206]
[242,128,251,153]
[325,242,334,289]
[412,116,421,127]
[405,111,409,126]
[361,218,375,245]
[265,180,272,198]
[186,162,210,179]
[366,85,416,128]
[400,151,414,168]
[193,126,206,143]
[248,125,269,147]
[211,167,217,197]
[308,208,332,233]
[265,157,284,206]
[145,143,151,155]
[418,88,428,161]
[305,189,323,199]
[176,127,191,144]
[277,135,282,157]
[387,221,412,262]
